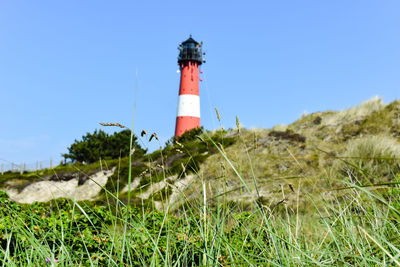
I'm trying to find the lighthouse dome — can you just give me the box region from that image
[178,35,203,64]
[181,35,199,46]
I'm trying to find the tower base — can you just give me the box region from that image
[175,116,200,137]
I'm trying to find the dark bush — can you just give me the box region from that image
[269,129,306,143]
[175,127,204,143]
[62,129,146,163]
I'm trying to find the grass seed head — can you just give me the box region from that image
[149,133,159,142]
[141,130,148,137]
[236,116,240,132]
[175,140,183,147]
[196,135,207,145]
[99,122,128,129]
[215,107,221,122]
[218,143,225,154]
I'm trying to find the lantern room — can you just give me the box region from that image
[177,35,204,65]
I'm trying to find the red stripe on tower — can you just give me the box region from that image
[175,35,205,137]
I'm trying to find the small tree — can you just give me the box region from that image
[62,129,146,163]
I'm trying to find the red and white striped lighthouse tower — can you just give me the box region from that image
[175,35,205,137]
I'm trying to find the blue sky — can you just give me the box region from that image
[0,1,399,166]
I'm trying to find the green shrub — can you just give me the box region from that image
[175,127,204,143]
[63,129,146,163]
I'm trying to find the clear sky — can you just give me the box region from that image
[0,1,399,167]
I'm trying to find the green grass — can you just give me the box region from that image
[1,131,400,266]
[1,175,400,265]
[99,128,236,195]
[1,98,400,265]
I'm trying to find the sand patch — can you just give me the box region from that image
[3,168,114,204]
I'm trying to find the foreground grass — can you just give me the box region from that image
[1,153,400,266]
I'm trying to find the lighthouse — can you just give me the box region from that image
[175,35,205,137]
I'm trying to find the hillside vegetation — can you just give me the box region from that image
[1,97,400,265]
[97,97,400,212]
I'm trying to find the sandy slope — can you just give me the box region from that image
[3,168,114,204]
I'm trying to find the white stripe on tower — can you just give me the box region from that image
[177,94,200,117]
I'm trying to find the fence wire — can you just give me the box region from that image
[0,158,60,174]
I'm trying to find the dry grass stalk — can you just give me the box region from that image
[180,162,186,174]
[253,132,257,149]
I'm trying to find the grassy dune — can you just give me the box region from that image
[1,97,400,266]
